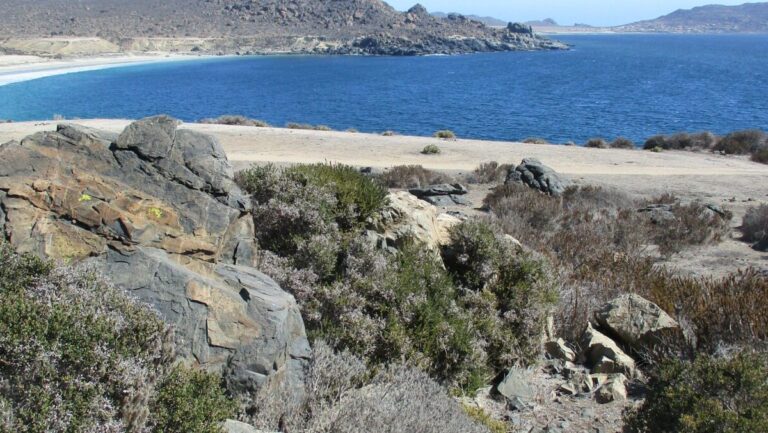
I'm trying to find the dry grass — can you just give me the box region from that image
[378,165,453,188]
[467,161,513,184]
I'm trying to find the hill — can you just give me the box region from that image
[0,0,566,55]
[616,2,768,33]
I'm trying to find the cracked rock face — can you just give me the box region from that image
[0,116,310,395]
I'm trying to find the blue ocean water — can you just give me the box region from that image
[1,34,767,143]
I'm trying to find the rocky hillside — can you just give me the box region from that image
[432,12,507,27]
[0,0,566,55]
[616,2,768,33]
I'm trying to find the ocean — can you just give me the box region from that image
[1,34,767,144]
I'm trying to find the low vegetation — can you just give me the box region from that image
[199,115,269,127]
[467,161,513,184]
[713,129,766,155]
[421,144,441,155]
[379,164,452,188]
[286,122,334,131]
[643,132,718,151]
[742,204,768,250]
[522,137,549,144]
[0,243,233,433]
[641,129,768,164]
[585,138,608,148]
[610,137,635,149]
[624,352,768,433]
[434,130,457,139]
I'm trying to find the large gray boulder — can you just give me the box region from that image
[592,294,679,354]
[505,158,570,196]
[0,116,310,395]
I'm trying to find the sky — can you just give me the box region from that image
[386,0,757,26]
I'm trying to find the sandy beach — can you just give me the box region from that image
[0,53,210,86]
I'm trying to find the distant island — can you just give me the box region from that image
[0,0,566,57]
[616,2,768,33]
[432,12,507,27]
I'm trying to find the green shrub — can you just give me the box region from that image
[610,137,635,149]
[421,144,441,155]
[0,243,234,433]
[379,165,452,188]
[624,353,768,433]
[585,138,608,148]
[714,129,766,155]
[434,130,456,139]
[462,405,507,433]
[199,115,269,127]
[151,365,235,433]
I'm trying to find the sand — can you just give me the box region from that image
[0,54,210,86]
[1,119,766,276]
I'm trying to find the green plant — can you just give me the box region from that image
[78,193,93,202]
[421,144,441,155]
[462,405,507,433]
[0,243,169,432]
[151,365,235,433]
[624,353,768,433]
[434,130,456,139]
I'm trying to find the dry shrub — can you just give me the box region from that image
[585,138,608,148]
[434,130,457,139]
[610,137,635,149]
[522,137,549,144]
[286,122,334,131]
[645,199,733,256]
[245,342,490,433]
[752,147,768,164]
[379,165,452,188]
[742,204,768,250]
[714,129,766,155]
[199,115,269,127]
[643,132,718,151]
[645,269,768,353]
[468,161,513,184]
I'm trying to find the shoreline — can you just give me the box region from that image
[0,53,214,87]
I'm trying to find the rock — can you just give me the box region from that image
[505,158,570,196]
[595,374,628,404]
[507,22,534,35]
[581,323,636,377]
[0,117,310,396]
[545,338,576,362]
[368,191,461,252]
[408,183,468,198]
[638,204,675,224]
[497,367,535,403]
[592,294,679,353]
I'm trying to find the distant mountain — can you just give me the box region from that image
[616,2,768,33]
[432,12,507,27]
[525,18,559,27]
[0,0,566,55]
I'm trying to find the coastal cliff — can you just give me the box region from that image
[0,0,567,56]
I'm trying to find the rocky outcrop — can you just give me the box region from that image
[0,116,310,395]
[367,191,461,252]
[592,294,680,354]
[505,158,570,196]
[581,323,637,377]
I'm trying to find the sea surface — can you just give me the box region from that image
[1,34,767,143]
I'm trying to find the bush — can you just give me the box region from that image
[752,146,768,164]
[199,115,269,127]
[645,199,732,256]
[624,353,768,433]
[151,366,235,433]
[286,122,335,131]
[743,204,768,250]
[714,129,766,155]
[379,165,452,188]
[585,138,608,148]
[522,137,549,144]
[381,130,397,136]
[245,343,490,433]
[421,144,441,155]
[434,130,456,139]
[469,161,513,184]
[610,137,635,149]
[0,243,233,433]
[643,132,718,151]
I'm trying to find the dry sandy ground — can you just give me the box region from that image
[0,54,209,86]
[1,119,767,276]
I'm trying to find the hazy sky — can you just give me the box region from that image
[387,0,755,26]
